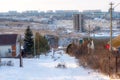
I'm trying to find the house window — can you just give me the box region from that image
[8,49,12,53]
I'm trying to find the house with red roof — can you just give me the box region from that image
[0,34,20,57]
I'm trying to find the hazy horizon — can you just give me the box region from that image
[0,0,119,12]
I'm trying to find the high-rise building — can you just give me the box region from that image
[73,14,84,32]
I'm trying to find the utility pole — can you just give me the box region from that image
[37,34,40,58]
[109,2,114,77]
[88,24,90,40]
[110,2,113,52]
[88,24,90,54]
[34,34,36,57]
[19,34,23,67]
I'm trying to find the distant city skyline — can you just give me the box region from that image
[0,0,120,12]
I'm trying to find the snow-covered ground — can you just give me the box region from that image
[0,50,109,80]
[90,32,120,38]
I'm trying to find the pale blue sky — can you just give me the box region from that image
[0,0,119,12]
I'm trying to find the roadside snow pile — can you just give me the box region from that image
[0,50,109,80]
[0,60,14,66]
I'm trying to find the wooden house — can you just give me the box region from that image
[45,35,58,49]
[0,34,20,57]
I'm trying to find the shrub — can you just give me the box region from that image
[66,38,120,77]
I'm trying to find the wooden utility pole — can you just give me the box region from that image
[109,2,119,74]
[88,25,90,40]
[109,2,113,76]
[88,24,90,54]
[37,34,40,58]
[115,56,118,73]
[19,35,23,67]
[110,2,113,52]
[34,34,36,57]
[109,2,120,77]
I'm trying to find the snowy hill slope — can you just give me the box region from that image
[0,50,109,80]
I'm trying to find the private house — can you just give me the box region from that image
[0,34,20,57]
[45,35,58,49]
[111,35,120,51]
[106,35,120,51]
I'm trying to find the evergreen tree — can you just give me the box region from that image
[35,32,50,56]
[39,35,50,53]
[23,26,34,56]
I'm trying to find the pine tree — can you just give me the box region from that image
[23,26,34,56]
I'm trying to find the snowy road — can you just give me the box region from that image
[0,50,109,80]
